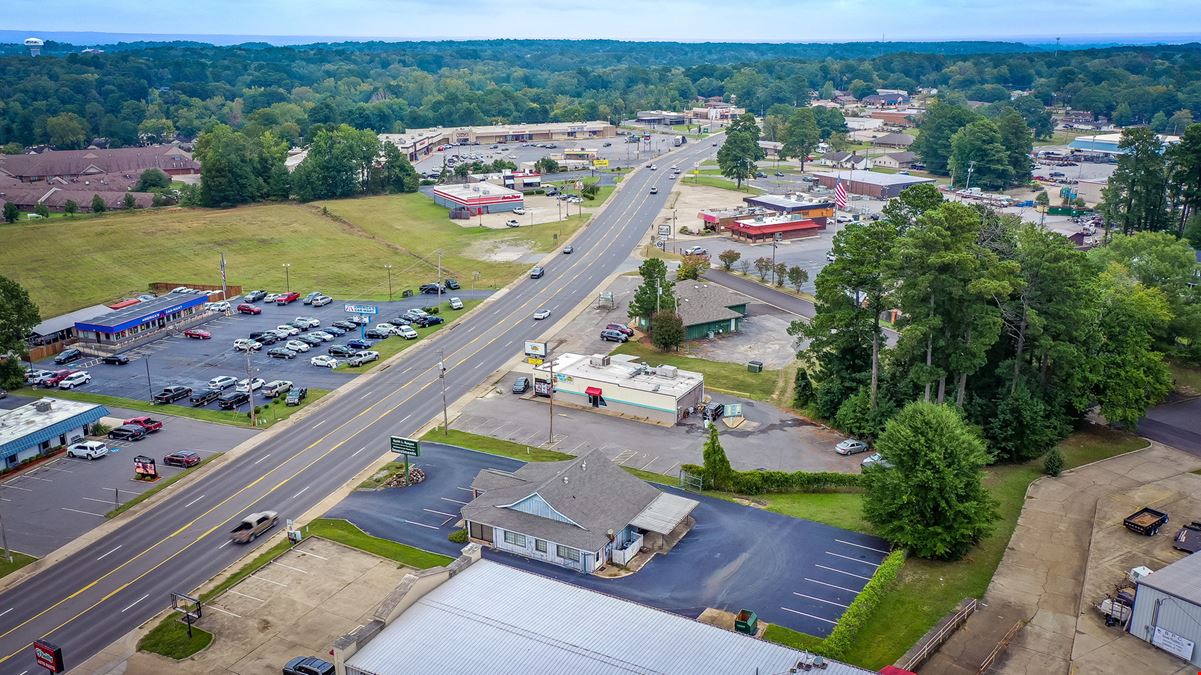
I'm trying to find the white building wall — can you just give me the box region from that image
[491,527,601,573]
[1129,586,1201,667]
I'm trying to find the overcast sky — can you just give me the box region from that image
[7,0,1197,42]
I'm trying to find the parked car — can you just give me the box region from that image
[262,380,293,397]
[563,245,574,254]
[444,278,460,290]
[54,348,83,365]
[268,347,297,359]
[206,301,231,312]
[58,371,91,389]
[861,453,894,470]
[276,292,300,305]
[237,303,261,315]
[297,334,324,346]
[229,510,278,544]
[513,377,530,394]
[323,325,346,336]
[107,425,147,441]
[208,375,238,390]
[512,207,526,215]
[403,308,428,322]
[190,389,221,407]
[309,330,335,342]
[506,219,520,228]
[449,297,464,310]
[244,290,267,302]
[364,327,391,339]
[395,325,419,339]
[249,331,280,345]
[233,339,262,352]
[530,266,545,279]
[43,369,75,387]
[236,377,266,393]
[346,339,372,350]
[163,451,202,468]
[271,329,294,340]
[294,316,320,329]
[348,351,379,367]
[310,355,340,368]
[101,354,130,365]
[332,320,357,331]
[417,315,444,327]
[419,283,442,294]
[533,308,551,320]
[285,387,308,406]
[25,368,53,384]
[311,295,333,307]
[328,344,356,357]
[66,441,109,460]
[302,291,323,305]
[682,246,708,256]
[217,391,250,409]
[282,655,334,675]
[606,323,635,337]
[284,339,311,353]
[372,323,398,336]
[263,293,282,303]
[125,416,163,433]
[153,386,192,404]
[346,314,369,325]
[702,402,725,421]
[275,324,300,336]
[835,439,870,455]
[599,329,629,343]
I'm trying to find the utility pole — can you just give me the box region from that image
[245,349,256,428]
[547,348,554,445]
[439,350,448,435]
[145,358,153,402]
[385,264,393,302]
[282,263,291,292]
[0,510,11,563]
[771,233,780,285]
[965,160,976,192]
[436,251,443,300]
[219,252,228,302]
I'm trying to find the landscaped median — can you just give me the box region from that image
[14,387,330,429]
[361,299,483,367]
[0,552,38,582]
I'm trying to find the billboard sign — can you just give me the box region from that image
[33,640,64,673]
[390,436,420,457]
[524,341,547,357]
[344,304,378,315]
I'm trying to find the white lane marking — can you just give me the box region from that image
[805,577,859,594]
[96,545,122,561]
[249,574,286,587]
[0,485,32,492]
[826,551,880,567]
[271,561,308,574]
[0,609,12,618]
[793,592,849,608]
[473,362,483,369]
[397,414,412,425]
[205,604,241,618]
[0,497,9,502]
[61,507,105,517]
[835,538,891,555]
[120,594,150,613]
[298,550,328,561]
[440,497,468,505]
[403,519,439,530]
[291,486,310,500]
[253,454,271,465]
[779,606,837,624]
[424,508,457,518]
[350,446,366,458]
[228,589,265,603]
[814,564,872,581]
[183,495,206,509]
[313,420,326,429]
[360,392,372,399]
[218,540,232,549]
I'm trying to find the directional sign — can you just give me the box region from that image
[657,224,672,237]
[390,436,420,456]
[344,304,378,315]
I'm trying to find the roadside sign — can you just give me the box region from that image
[390,436,420,456]
[527,357,544,366]
[344,304,378,315]
[33,639,64,673]
[593,159,609,167]
[657,224,672,237]
[133,455,158,479]
[725,403,742,418]
[524,341,547,357]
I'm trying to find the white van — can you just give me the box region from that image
[66,441,109,460]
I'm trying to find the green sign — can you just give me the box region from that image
[390,436,420,456]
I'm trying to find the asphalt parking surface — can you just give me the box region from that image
[328,442,890,637]
[32,292,491,412]
[412,130,681,175]
[0,397,257,556]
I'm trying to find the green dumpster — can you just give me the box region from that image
[747,360,763,373]
[735,609,758,635]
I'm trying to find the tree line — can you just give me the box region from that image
[1101,124,1201,244]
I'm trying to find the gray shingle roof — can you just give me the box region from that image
[462,449,662,552]
[675,283,747,328]
[872,133,915,146]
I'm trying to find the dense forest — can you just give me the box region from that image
[1,40,1200,149]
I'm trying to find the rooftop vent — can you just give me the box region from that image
[34,400,51,413]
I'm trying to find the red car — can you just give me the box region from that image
[124,416,163,433]
[163,451,201,468]
[183,328,212,340]
[236,303,261,315]
[276,292,300,305]
[605,323,635,337]
[44,369,76,387]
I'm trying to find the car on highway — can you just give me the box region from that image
[562,245,573,254]
[101,354,130,365]
[600,329,629,343]
[348,350,379,367]
[236,377,266,393]
[107,424,147,441]
[649,186,658,194]
[66,441,109,460]
[285,387,308,406]
[513,377,530,394]
[449,297,464,310]
[262,380,293,397]
[530,266,545,279]
[649,164,657,170]
[236,303,261,315]
[54,348,83,364]
[58,371,91,389]
[217,391,250,409]
[163,451,202,468]
[825,252,836,263]
[605,323,635,337]
[268,347,297,359]
[533,308,551,320]
[276,324,301,336]
[233,339,262,352]
[310,355,340,369]
[153,385,192,403]
[294,316,321,329]
[283,655,335,675]
[346,338,372,350]
[835,439,870,455]
[190,389,221,407]
[229,510,278,544]
[861,453,894,470]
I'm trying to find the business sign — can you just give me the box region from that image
[133,455,158,479]
[534,379,553,396]
[344,304,378,315]
[657,224,672,237]
[524,341,547,357]
[1152,626,1194,661]
[33,639,64,673]
[593,159,609,167]
[390,436,420,456]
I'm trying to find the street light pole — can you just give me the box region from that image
[439,350,448,435]
[0,510,12,563]
[282,263,291,292]
[385,264,393,302]
[245,349,256,428]
[436,251,443,301]
[547,348,554,445]
[145,357,153,402]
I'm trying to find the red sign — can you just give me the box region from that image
[33,639,64,673]
[133,455,158,479]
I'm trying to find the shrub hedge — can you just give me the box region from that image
[680,463,864,495]
[814,549,906,659]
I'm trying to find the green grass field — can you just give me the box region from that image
[2,192,593,317]
[305,518,454,569]
[686,174,765,194]
[0,552,37,581]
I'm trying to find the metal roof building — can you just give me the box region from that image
[74,293,209,345]
[530,353,705,425]
[1129,551,1201,666]
[341,556,874,675]
[0,397,108,469]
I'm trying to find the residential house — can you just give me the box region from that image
[871,152,916,170]
[818,151,869,171]
[861,92,910,107]
[463,449,698,573]
[871,133,915,149]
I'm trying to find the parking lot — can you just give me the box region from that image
[0,396,257,556]
[328,442,891,637]
[411,130,682,175]
[31,291,491,414]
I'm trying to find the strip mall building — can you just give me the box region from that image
[432,183,524,215]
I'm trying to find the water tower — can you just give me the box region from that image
[24,37,44,57]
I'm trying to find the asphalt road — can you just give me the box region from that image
[329,443,891,638]
[0,136,723,674]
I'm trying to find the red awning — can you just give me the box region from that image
[585,386,603,396]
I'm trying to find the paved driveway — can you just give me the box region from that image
[1138,395,1201,456]
[327,442,890,638]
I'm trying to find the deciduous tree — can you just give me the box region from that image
[650,310,685,351]
[718,249,741,271]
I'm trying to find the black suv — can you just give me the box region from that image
[217,391,250,409]
[419,283,442,294]
[364,328,390,339]
[248,331,279,345]
[107,425,147,441]
[102,354,130,365]
[328,344,355,357]
[444,278,460,290]
[285,387,309,406]
[283,656,334,675]
[54,348,83,364]
[416,315,444,327]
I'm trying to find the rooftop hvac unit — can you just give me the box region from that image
[589,355,610,368]
[35,400,52,413]
[659,365,678,379]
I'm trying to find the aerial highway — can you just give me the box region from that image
[0,137,721,674]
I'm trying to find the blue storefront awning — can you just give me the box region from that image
[0,405,109,460]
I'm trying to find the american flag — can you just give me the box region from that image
[834,179,847,210]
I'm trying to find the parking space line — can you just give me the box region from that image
[640,456,658,470]
[61,507,105,517]
[228,589,265,603]
[0,485,32,492]
[120,594,150,613]
[248,574,286,587]
[39,466,73,474]
[826,551,880,567]
[205,604,242,618]
[81,497,115,505]
[440,497,467,505]
[403,519,439,530]
[792,592,848,608]
[424,508,456,518]
[805,577,859,594]
[24,476,52,483]
[270,561,308,574]
[96,545,122,561]
[779,606,837,624]
[456,486,474,493]
[114,488,142,495]
[814,564,872,581]
[183,495,206,509]
[297,550,328,561]
[835,538,890,555]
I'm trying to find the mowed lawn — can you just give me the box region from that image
[2,193,593,317]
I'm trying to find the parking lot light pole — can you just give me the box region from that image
[0,510,11,563]
[385,265,393,302]
[283,263,291,292]
[439,350,448,435]
[548,348,555,445]
[145,358,154,403]
[245,350,256,428]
